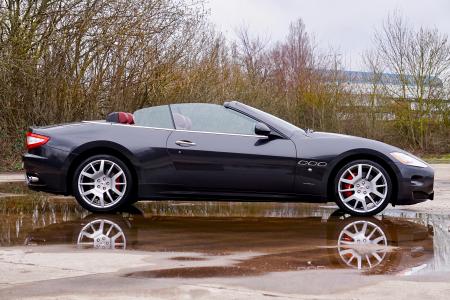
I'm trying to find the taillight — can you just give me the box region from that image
[26,132,50,150]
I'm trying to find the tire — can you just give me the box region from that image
[72,154,133,212]
[333,159,392,216]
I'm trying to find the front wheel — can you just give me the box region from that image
[333,160,392,216]
[73,155,133,212]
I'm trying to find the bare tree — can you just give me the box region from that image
[372,12,450,150]
[234,25,269,83]
[361,49,386,137]
[1,5,449,170]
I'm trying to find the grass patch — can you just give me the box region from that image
[423,153,450,164]
[0,182,30,194]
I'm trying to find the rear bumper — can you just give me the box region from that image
[395,164,434,205]
[22,146,70,195]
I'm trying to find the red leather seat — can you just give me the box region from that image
[106,112,135,125]
[118,112,135,124]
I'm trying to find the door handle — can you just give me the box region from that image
[175,140,196,147]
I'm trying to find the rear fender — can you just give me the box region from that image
[64,141,140,195]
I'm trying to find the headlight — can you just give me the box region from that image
[390,152,428,168]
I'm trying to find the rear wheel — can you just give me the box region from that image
[77,217,128,250]
[334,160,392,216]
[73,155,133,212]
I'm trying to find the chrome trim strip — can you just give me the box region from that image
[82,121,268,138]
[83,121,173,131]
[175,128,268,138]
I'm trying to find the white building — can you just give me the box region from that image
[331,70,448,120]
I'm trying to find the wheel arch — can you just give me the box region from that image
[326,150,400,205]
[66,142,139,196]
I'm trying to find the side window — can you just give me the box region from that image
[133,105,174,129]
[170,103,257,135]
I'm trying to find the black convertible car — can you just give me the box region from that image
[23,101,434,216]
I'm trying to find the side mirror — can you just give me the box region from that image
[254,122,271,136]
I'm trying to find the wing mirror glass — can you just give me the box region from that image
[254,122,271,136]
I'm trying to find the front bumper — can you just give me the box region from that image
[394,163,434,205]
[22,146,70,195]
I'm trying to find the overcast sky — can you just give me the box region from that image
[207,0,450,71]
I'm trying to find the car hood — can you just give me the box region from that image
[297,130,420,161]
[308,131,356,139]
[314,131,405,151]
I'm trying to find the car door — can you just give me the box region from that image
[165,103,297,194]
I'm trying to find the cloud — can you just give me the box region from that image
[207,0,450,70]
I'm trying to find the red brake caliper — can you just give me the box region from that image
[343,174,354,198]
[115,177,121,191]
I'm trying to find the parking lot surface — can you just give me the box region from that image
[0,164,449,299]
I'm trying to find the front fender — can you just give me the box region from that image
[322,149,402,200]
[295,148,401,201]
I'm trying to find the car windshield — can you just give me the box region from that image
[132,102,305,135]
[233,102,305,135]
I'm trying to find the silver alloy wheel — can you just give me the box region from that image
[77,159,127,208]
[338,163,388,213]
[77,219,126,250]
[337,220,388,269]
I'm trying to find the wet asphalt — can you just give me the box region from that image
[0,165,450,299]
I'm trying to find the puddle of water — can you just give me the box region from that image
[125,266,263,278]
[0,186,449,277]
[119,216,434,277]
[170,256,209,261]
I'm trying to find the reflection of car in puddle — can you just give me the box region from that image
[77,219,126,250]
[25,210,433,275]
[337,220,387,269]
[76,217,393,271]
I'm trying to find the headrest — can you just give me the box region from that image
[106,112,135,125]
[173,113,192,130]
